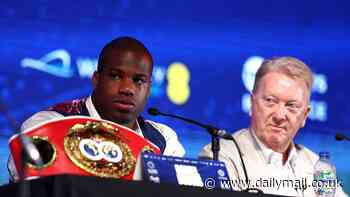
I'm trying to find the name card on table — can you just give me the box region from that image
[141,153,231,190]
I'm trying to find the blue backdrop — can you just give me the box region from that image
[0,0,349,193]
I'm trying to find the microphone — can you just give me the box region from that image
[19,135,44,169]
[148,107,233,140]
[335,133,350,141]
[15,134,44,197]
[147,107,160,116]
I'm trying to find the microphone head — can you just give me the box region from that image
[335,133,346,141]
[148,107,160,116]
[20,135,43,167]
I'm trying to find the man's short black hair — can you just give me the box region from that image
[97,36,153,72]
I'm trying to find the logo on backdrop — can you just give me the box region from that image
[20,49,97,78]
[241,56,328,122]
[20,49,191,105]
[21,49,74,78]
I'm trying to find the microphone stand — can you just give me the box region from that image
[148,108,229,160]
[211,135,220,161]
[206,126,221,161]
[18,138,30,197]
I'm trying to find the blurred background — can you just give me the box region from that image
[0,0,349,193]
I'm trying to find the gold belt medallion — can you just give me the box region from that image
[64,121,135,178]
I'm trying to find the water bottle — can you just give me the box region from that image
[313,152,337,197]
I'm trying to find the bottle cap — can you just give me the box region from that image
[319,151,330,159]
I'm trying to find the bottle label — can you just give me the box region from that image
[314,170,337,196]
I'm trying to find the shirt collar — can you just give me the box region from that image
[249,128,297,167]
[86,96,101,119]
[86,96,143,137]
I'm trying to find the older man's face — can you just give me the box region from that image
[250,72,310,153]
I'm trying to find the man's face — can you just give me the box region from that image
[92,49,152,129]
[250,72,310,153]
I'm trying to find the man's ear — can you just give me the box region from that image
[249,92,255,116]
[301,105,311,128]
[92,71,99,89]
[146,81,152,99]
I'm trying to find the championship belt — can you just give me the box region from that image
[9,116,160,180]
